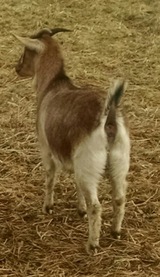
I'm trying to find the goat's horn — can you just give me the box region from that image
[31,28,52,39]
[30,28,72,39]
[50,28,72,36]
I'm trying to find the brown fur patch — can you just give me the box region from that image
[35,37,64,94]
[43,84,105,161]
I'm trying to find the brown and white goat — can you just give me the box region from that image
[14,28,130,252]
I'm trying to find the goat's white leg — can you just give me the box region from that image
[76,177,102,251]
[84,186,102,251]
[110,176,128,238]
[41,150,57,214]
[76,184,87,217]
[109,121,130,238]
[74,126,107,251]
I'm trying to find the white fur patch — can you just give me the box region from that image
[109,116,130,179]
[73,119,108,185]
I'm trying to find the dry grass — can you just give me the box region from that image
[0,0,160,276]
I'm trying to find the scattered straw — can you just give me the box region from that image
[0,0,160,276]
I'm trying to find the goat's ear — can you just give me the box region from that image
[12,34,44,52]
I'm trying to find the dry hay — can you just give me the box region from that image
[0,0,160,276]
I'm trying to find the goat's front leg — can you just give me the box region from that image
[41,150,57,214]
[43,164,56,214]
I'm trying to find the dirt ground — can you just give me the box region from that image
[0,0,160,276]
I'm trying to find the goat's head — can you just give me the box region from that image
[13,28,71,78]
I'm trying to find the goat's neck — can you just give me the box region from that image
[34,58,71,108]
[34,54,64,93]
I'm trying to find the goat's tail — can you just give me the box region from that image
[107,79,128,109]
[104,80,128,142]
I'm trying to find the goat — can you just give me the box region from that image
[14,28,130,253]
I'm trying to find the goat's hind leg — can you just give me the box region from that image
[110,172,128,239]
[109,126,130,238]
[75,175,102,252]
[41,148,57,214]
[76,183,87,217]
[74,141,107,252]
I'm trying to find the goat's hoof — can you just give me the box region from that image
[86,240,99,255]
[78,209,87,218]
[42,204,53,215]
[111,230,121,239]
